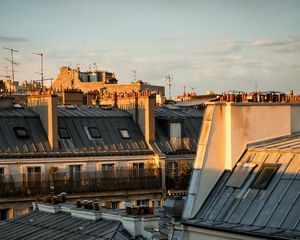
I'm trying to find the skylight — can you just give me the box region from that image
[250,164,279,189]
[88,127,101,139]
[58,128,70,139]
[119,129,130,139]
[14,127,29,138]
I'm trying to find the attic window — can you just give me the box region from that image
[58,128,70,139]
[88,127,101,139]
[250,164,279,189]
[119,129,130,139]
[14,127,29,138]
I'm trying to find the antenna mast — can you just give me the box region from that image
[32,52,44,88]
[132,70,136,82]
[166,73,173,99]
[3,47,19,84]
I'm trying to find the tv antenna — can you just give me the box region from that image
[132,70,136,82]
[3,47,19,83]
[32,52,44,88]
[166,73,173,99]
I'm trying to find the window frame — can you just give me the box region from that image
[250,163,279,189]
[119,129,131,139]
[13,127,29,138]
[58,128,70,139]
[88,127,102,139]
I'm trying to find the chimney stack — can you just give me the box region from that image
[27,94,58,149]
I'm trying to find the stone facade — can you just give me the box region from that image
[52,66,165,95]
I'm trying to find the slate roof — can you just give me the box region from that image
[0,106,152,158]
[184,134,300,239]
[154,106,203,154]
[0,210,135,240]
[58,106,150,153]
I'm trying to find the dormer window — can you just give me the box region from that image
[250,164,279,189]
[88,127,101,139]
[58,128,70,139]
[14,127,29,138]
[119,129,130,139]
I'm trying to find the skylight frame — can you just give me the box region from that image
[119,129,131,139]
[250,163,279,189]
[13,127,30,139]
[58,127,70,139]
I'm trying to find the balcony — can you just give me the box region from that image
[0,168,162,197]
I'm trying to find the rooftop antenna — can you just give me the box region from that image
[94,62,97,71]
[255,81,258,92]
[132,70,136,82]
[166,73,173,99]
[32,52,44,88]
[3,47,19,84]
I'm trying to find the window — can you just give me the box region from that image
[133,163,144,177]
[137,199,149,206]
[27,167,41,184]
[102,164,114,171]
[119,129,130,139]
[0,168,4,176]
[167,162,179,177]
[250,164,279,189]
[58,128,70,139]
[0,208,12,221]
[226,163,256,188]
[14,127,29,138]
[111,201,119,209]
[27,167,41,174]
[133,163,144,170]
[170,123,181,150]
[88,127,101,139]
[69,165,81,180]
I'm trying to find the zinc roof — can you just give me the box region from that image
[0,210,134,240]
[185,134,300,239]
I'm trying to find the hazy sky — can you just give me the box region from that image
[0,0,300,96]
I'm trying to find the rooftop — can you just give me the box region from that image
[0,209,136,240]
[184,134,300,239]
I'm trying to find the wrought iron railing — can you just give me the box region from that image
[0,168,162,197]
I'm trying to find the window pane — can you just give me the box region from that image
[14,127,29,138]
[89,127,101,138]
[251,164,279,189]
[120,129,130,139]
[58,128,70,139]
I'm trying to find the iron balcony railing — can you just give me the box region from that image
[0,168,162,197]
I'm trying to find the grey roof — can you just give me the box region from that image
[154,105,203,119]
[0,107,52,155]
[0,210,134,240]
[58,107,150,154]
[184,134,300,239]
[0,106,152,158]
[154,106,203,154]
[58,106,131,118]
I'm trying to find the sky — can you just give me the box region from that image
[0,0,300,96]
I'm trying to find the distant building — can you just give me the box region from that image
[52,66,165,95]
[0,92,203,220]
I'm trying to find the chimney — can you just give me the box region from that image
[102,71,106,83]
[27,94,58,149]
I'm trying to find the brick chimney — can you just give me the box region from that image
[27,94,58,149]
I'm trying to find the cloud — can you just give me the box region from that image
[251,37,300,47]
[0,36,28,43]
